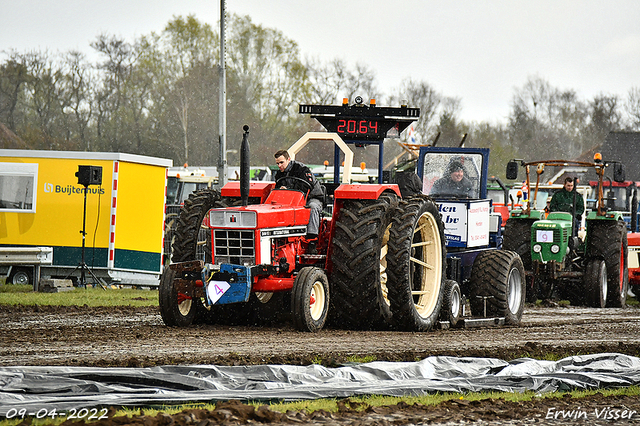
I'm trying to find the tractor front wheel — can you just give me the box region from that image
[469,250,525,325]
[386,196,446,332]
[292,267,329,332]
[159,268,198,326]
[159,189,227,326]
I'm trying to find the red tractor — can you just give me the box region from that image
[159,98,449,332]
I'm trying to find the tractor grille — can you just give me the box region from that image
[214,229,255,265]
[560,228,568,243]
[555,228,564,243]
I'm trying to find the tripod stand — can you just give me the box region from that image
[65,185,106,289]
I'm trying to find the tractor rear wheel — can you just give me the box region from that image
[583,259,607,308]
[292,267,330,332]
[386,196,446,331]
[587,220,628,308]
[440,279,462,328]
[469,250,525,325]
[329,192,398,330]
[159,189,227,326]
[503,219,536,302]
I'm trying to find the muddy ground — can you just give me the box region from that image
[2,301,640,425]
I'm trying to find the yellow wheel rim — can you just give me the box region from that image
[410,211,443,318]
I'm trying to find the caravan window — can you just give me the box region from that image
[0,163,38,213]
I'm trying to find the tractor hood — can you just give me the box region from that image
[209,190,311,229]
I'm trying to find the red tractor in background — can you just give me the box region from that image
[159,98,450,332]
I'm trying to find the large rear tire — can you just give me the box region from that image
[292,267,330,332]
[587,220,628,308]
[503,219,536,301]
[159,189,227,326]
[469,250,525,325]
[583,259,607,308]
[386,196,446,331]
[329,192,398,330]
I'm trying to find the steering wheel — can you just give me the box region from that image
[275,176,313,193]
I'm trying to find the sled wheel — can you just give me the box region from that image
[440,279,462,328]
[469,250,525,325]
[584,259,607,308]
[330,192,398,330]
[292,267,329,332]
[587,220,628,307]
[159,189,226,326]
[386,196,446,331]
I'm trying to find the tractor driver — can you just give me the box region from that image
[549,176,584,233]
[430,160,474,198]
[274,150,324,242]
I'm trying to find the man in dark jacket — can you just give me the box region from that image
[430,160,474,198]
[549,177,584,233]
[549,177,584,214]
[274,150,324,241]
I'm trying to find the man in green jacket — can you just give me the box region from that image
[549,177,584,234]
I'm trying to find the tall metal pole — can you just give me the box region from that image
[217,0,228,187]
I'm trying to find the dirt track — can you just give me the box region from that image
[2,302,640,367]
[2,301,640,425]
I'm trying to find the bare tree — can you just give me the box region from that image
[586,94,621,148]
[91,34,137,152]
[60,51,94,150]
[388,78,442,145]
[625,87,640,131]
[305,58,380,105]
[0,53,29,131]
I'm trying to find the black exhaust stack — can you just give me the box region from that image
[240,125,250,206]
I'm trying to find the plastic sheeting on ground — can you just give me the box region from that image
[1,353,640,415]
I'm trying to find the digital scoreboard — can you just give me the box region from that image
[299,96,420,142]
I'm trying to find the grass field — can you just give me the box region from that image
[0,284,158,307]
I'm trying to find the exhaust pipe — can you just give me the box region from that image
[240,125,250,206]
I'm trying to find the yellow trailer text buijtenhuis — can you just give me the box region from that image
[0,149,172,287]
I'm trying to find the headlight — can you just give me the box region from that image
[551,245,560,254]
[533,244,542,253]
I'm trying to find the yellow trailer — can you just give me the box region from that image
[0,150,172,287]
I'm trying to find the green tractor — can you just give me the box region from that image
[503,155,628,308]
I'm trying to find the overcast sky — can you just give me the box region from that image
[1,0,639,123]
